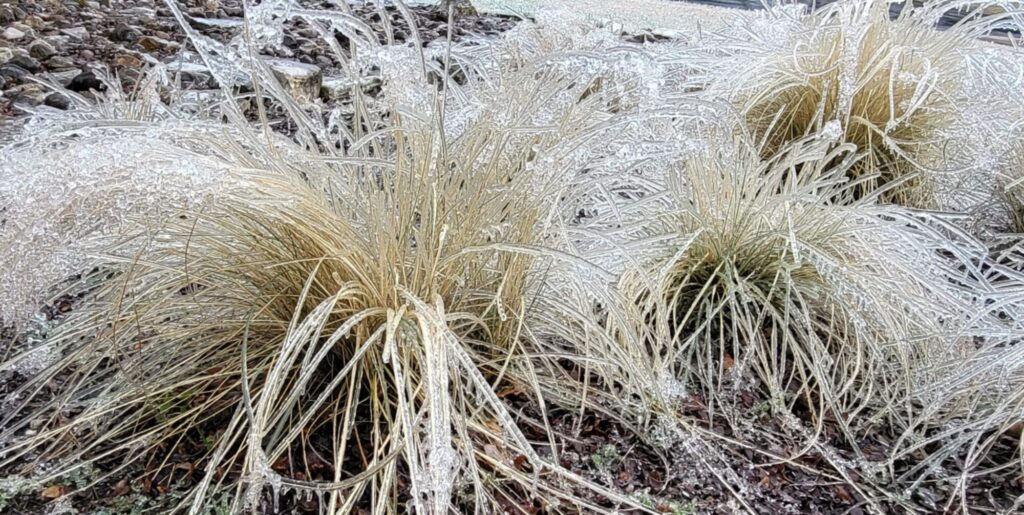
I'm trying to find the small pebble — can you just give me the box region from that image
[44,92,71,110]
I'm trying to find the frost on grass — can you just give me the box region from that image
[704,0,1024,232]
[0,115,255,326]
[2,2,1024,512]
[0,11,696,513]
[586,127,1018,475]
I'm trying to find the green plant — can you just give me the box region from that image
[590,444,619,470]
[0,476,33,512]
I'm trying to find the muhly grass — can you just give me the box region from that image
[1,0,1023,512]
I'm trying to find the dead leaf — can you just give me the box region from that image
[835,485,854,503]
[482,419,502,434]
[41,485,65,499]
[111,479,131,496]
[513,454,529,471]
[1006,421,1023,438]
[496,385,523,398]
[617,469,632,484]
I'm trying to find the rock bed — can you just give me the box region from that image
[0,0,520,118]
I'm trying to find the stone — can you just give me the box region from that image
[60,27,89,41]
[2,27,25,41]
[8,56,40,73]
[44,55,76,70]
[0,5,27,24]
[8,22,33,37]
[321,76,382,102]
[265,58,322,104]
[44,92,71,110]
[80,49,95,60]
[109,23,139,43]
[68,70,104,92]
[7,83,47,106]
[137,36,178,52]
[122,7,156,18]
[0,64,29,82]
[165,61,214,87]
[28,39,57,60]
[187,17,243,29]
[114,54,142,68]
[23,15,45,29]
[0,47,12,65]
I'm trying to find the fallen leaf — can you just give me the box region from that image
[513,454,529,471]
[41,485,65,499]
[111,479,130,496]
[835,485,853,503]
[496,385,523,398]
[482,419,502,434]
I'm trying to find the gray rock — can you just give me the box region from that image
[321,76,382,102]
[44,92,71,110]
[0,64,29,82]
[109,23,139,43]
[188,17,243,29]
[28,39,57,60]
[123,7,156,18]
[2,27,25,41]
[265,58,322,104]
[8,22,33,38]
[0,5,27,24]
[7,83,47,106]
[8,55,41,73]
[44,55,76,70]
[165,60,215,87]
[60,27,89,41]
[0,47,12,65]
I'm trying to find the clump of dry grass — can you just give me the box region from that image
[583,124,1024,507]
[3,1,1024,512]
[0,102,605,513]
[0,7,666,514]
[709,0,1019,227]
[601,133,983,440]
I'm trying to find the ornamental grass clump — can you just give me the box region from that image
[598,131,991,449]
[0,101,589,513]
[583,124,1024,505]
[0,9,668,514]
[710,0,1018,226]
